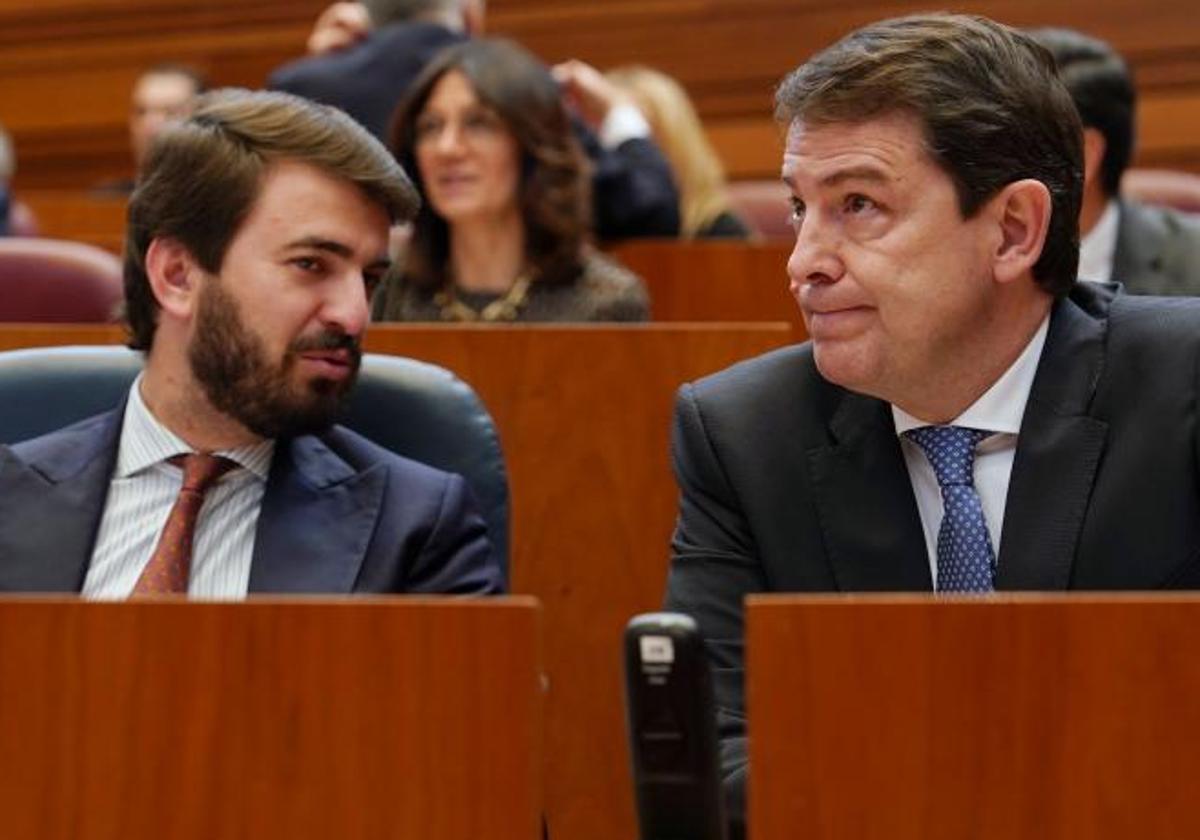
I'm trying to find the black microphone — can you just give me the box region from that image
[624,612,726,840]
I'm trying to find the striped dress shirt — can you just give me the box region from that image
[83,376,275,599]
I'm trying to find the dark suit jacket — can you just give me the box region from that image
[269,22,461,142]
[1111,198,1200,296]
[268,22,680,239]
[665,282,1200,838]
[0,408,502,594]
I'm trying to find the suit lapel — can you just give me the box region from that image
[248,435,387,593]
[0,412,121,591]
[808,391,933,591]
[996,293,1108,589]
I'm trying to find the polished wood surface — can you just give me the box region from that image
[16,190,128,254]
[4,1,1200,187]
[0,597,542,840]
[0,322,794,840]
[611,239,806,337]
[747,594,1200,839]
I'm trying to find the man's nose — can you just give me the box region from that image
[320,272,371,338]
[786,213,844,288]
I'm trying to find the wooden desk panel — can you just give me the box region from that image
[611,239,806,338]
[362,324,794,840]
[0,597,541,840]
[748,595,1200,839]
[16,190,128,254]
[0,322,794,840]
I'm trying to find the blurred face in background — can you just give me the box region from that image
[130,71,201,168]
[412,70,522,228]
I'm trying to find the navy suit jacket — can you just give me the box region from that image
[665,282,1200,839]
[268,21,680,239]
[0,409,502,595]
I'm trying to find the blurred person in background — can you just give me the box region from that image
[270,0,680,240]
[606,65,752,239]
[99,63,208,193]
[371,38,649,322]
[1031,27,1200,295]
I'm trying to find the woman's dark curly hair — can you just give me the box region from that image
[389,37,591,290]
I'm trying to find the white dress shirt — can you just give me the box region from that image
[83,376,274,599]
[892,316,1050,589]
[1078,199,1120,284]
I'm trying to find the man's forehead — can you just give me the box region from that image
[246,160,391,257]
[781,112,930,181]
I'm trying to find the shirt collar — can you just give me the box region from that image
[1077,199,1120,284]
[892,313,1050,437]
[115,374,275,481]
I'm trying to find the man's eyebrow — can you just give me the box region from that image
[282,236,391,271]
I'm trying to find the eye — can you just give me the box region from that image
[364,271,385,294]
[844,193,878,214]
[291,256,326,274]
[414,115,442,141]
[788,196,806,226]
[464,108,503,135]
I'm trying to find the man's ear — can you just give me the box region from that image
[990,178,1053,286]
[145,237,202,319]
[1082,127,1107,190]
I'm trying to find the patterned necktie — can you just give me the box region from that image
[131,454,235,596]
[904,426,995,593]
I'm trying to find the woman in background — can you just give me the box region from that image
[606,65,751,240]
[372,38,648,322]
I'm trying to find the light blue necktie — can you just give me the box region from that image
[904,426,995,592]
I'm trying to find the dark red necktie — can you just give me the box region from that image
[131,454,235,595]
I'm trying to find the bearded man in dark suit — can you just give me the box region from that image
[0,89,501,597]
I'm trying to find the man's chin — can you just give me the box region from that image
[812,344,882,395]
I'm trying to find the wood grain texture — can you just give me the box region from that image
[747,594,1200,839]
[0,597,542,840]
[16,190,127,253]
[611,239,807,338]
[0,322,795,840]
[4,1,1200,187]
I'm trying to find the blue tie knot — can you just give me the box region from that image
[904,425,990,488]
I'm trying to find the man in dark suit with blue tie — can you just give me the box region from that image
[663,14,1200,840]
[0,89,502,598]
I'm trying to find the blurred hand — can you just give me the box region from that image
[306,2,372,56]
[551,59,632,128]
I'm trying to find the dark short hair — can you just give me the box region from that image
[363,0,459,27]
[776,13,1083,297]
[124,88,419,350]
[389,37,590,291]
[1029,27,1135,198]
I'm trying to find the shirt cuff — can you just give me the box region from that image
[599,103,651,149]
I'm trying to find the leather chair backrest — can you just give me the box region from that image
[0,345,510,577]
[0,238,123,322]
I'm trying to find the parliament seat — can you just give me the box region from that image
[0,237,122,321]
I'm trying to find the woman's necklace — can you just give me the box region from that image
[434,273,532,322]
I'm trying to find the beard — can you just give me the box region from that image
[188,277,362,440]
